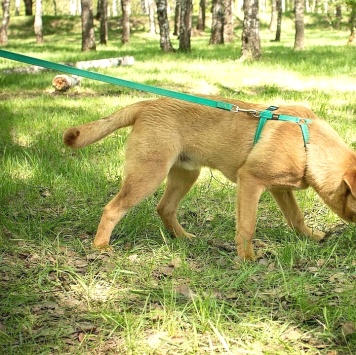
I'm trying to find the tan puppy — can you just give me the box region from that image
[63,97,356,260]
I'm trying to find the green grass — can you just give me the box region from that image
[1,15,356,354]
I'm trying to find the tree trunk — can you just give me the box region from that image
[210,0,224,44]
[15,0,21,15]
[81,0,96,51]
[223,0,234,43]
[52,0,57,15]
[156,0,175,51]
[112,0,118,16]
[23,0,33,15]
[0,0,10,45]
[294,0,304,50]
[236,0,243,14]
[121,0,130,44]
[349,28,356,44]
[148,0,156,34]
[196,0,205,31]
[269,0,277,32]
[70,0,77,15]
[173,0,180,36]
[178,0,192,52]
[100,0,108,44]
[348,2,356,44]
[34,0,43,44]
[241,0,261,60]
[335,4,341,29]
[96,0,102,19]
[274,0,282,41]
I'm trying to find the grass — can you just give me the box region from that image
[1,14,356,354]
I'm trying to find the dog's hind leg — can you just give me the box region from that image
[270,189,325,241]
[157,165,201,239]
[93,159,172,248]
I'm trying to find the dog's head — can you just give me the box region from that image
[342,170,356,222]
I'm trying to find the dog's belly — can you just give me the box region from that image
[176,153,240,182]
[177,154,201,171]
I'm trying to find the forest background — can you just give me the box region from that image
[1,0,356,56]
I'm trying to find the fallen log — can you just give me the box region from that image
[1,56,135,74]
[73,56,134,69]
[52,75,81,92]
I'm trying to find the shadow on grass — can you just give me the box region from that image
[0,97,121,240]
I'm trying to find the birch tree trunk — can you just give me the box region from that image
[269,0,277,32]
[274,0,282,41]
[156,0,175,51]
[294,0,304,50]
[100,0,108,44]
[15,0,21,15]
[196,0,205,31]
[148,0,156,34]
[223,0,234,43]
[210,0,224,44]
[241,0,261,60]
[34,0,43,44]
[81,0,96,51]
[70,0,77,15]
[173,0,180,36]
[121,0,131,44]
[178,0,192,52]
[0,0,10,45]
[112,0,118,16]
[52,75,81,92]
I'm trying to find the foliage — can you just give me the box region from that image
[0,15,356,354]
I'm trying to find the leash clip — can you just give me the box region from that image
[230,105,259,117]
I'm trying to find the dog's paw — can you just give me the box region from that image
[173,230,196,239]
[182,232,196,240]
[236,249,257,262]
[311,230,326,242]
[93,242,112,251]
[234,254,257,263]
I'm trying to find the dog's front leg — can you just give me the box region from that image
[270,189,325,241]
[236,172,265,261]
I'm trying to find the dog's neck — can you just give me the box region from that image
[305,120,356,216]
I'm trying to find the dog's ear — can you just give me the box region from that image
[344,171,356,198]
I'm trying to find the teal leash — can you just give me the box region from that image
[0,49,235,111]
[0,49,312,147]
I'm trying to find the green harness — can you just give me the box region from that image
[254,106,312,147]
[0,49,312,147]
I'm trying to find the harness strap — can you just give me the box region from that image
[254,106,312,147]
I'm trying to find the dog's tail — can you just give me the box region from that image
[63,101,146,148]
